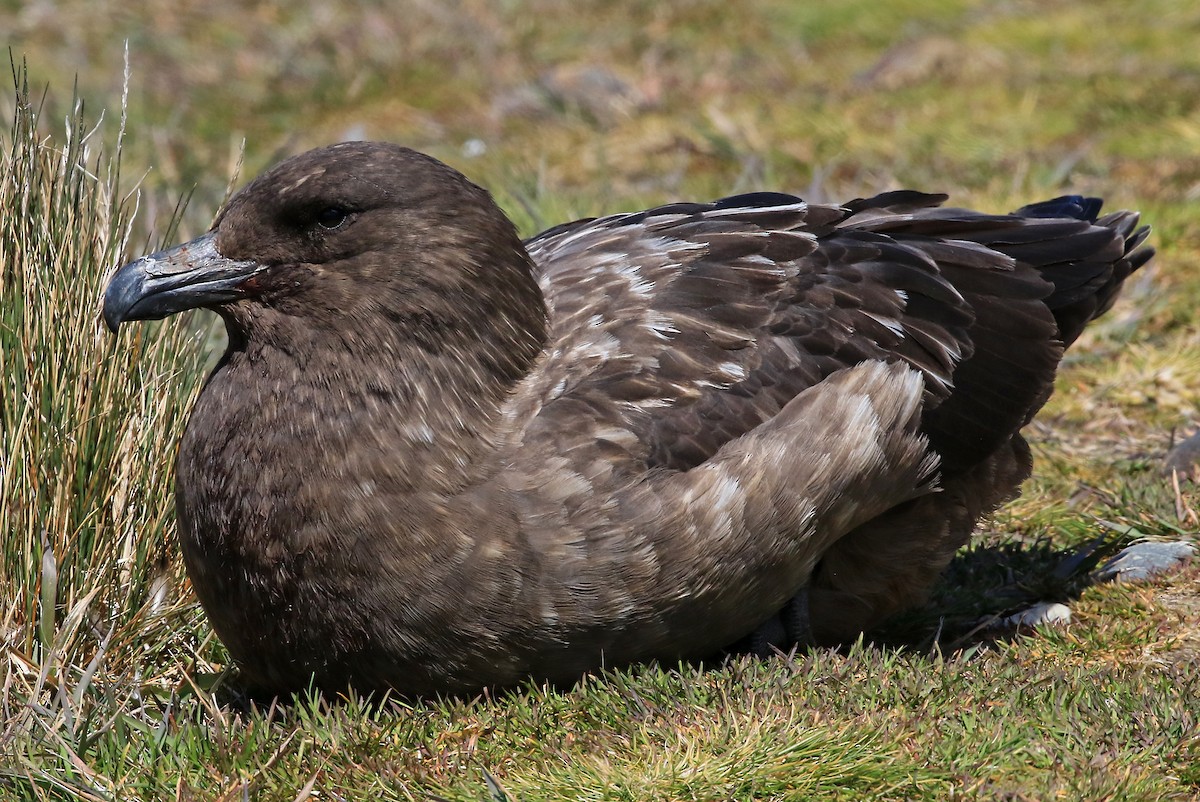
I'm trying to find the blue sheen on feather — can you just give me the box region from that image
[712,192,803,210]
[1014,195,1103,221]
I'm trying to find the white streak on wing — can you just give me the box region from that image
[624,397,673,410]
[630,276,655,297]
[706,201,808,217]
[926,372,953,390]
[939,337,963,362]
[613,261,656,297]
[738,254,783,268]
[717,361,746,381]
[770,229,818,243]
[713,229,770,239]
[773,338,804,368]
[593,425,640,446]
[643,213,693,230]
[711,474,741,511]
[645,234,707,255]
[549,219,623,250]
[862,311,906,337]
[691,473,742,542]
[644,311,679,340]
[585,332,621,360]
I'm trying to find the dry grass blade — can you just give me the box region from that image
[1,60,212,795]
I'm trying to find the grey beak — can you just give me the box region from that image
[103,231,262,332]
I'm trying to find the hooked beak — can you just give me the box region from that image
[102,231,262,332]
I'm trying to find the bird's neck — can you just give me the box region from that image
[210,273,547,493]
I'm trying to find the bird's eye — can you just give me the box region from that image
[315,206,350,230]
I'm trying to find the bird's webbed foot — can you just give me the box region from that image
[740,587,817,657]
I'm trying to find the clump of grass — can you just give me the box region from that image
[0,62,214,795]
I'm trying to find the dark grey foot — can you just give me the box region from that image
[779,586,815,647]
[741,587,817,657]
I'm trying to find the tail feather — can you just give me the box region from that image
[1012,194,1103,221]
[1004,197,1153,346]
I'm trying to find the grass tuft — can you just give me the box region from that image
[0,60,215,797]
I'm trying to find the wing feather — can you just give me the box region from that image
[509,189,1140,478]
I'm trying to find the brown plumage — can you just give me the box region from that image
[102,142,1152,696]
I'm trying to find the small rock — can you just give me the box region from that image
[1095,541,1196,583]
[461,138,487,158]
[1000,602,1072,630]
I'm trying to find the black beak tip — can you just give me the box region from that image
[102,300,122,334]
[102,260,145,334]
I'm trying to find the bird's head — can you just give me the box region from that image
[103,141,546,354]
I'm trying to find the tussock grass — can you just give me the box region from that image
[0,64,214,798]
[1,0,1199,799]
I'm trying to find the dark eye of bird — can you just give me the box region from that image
[315,206,350,230]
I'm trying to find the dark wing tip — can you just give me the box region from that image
[711,191,806,210]
[1013,195,1104,222]
[838,190,950,218]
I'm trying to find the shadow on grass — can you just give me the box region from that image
[869,534,1129,653]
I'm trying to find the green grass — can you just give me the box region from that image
[2,1,1199,799]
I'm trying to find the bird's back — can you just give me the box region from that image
[513,190,1149,478]
[502,190,1150,652]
